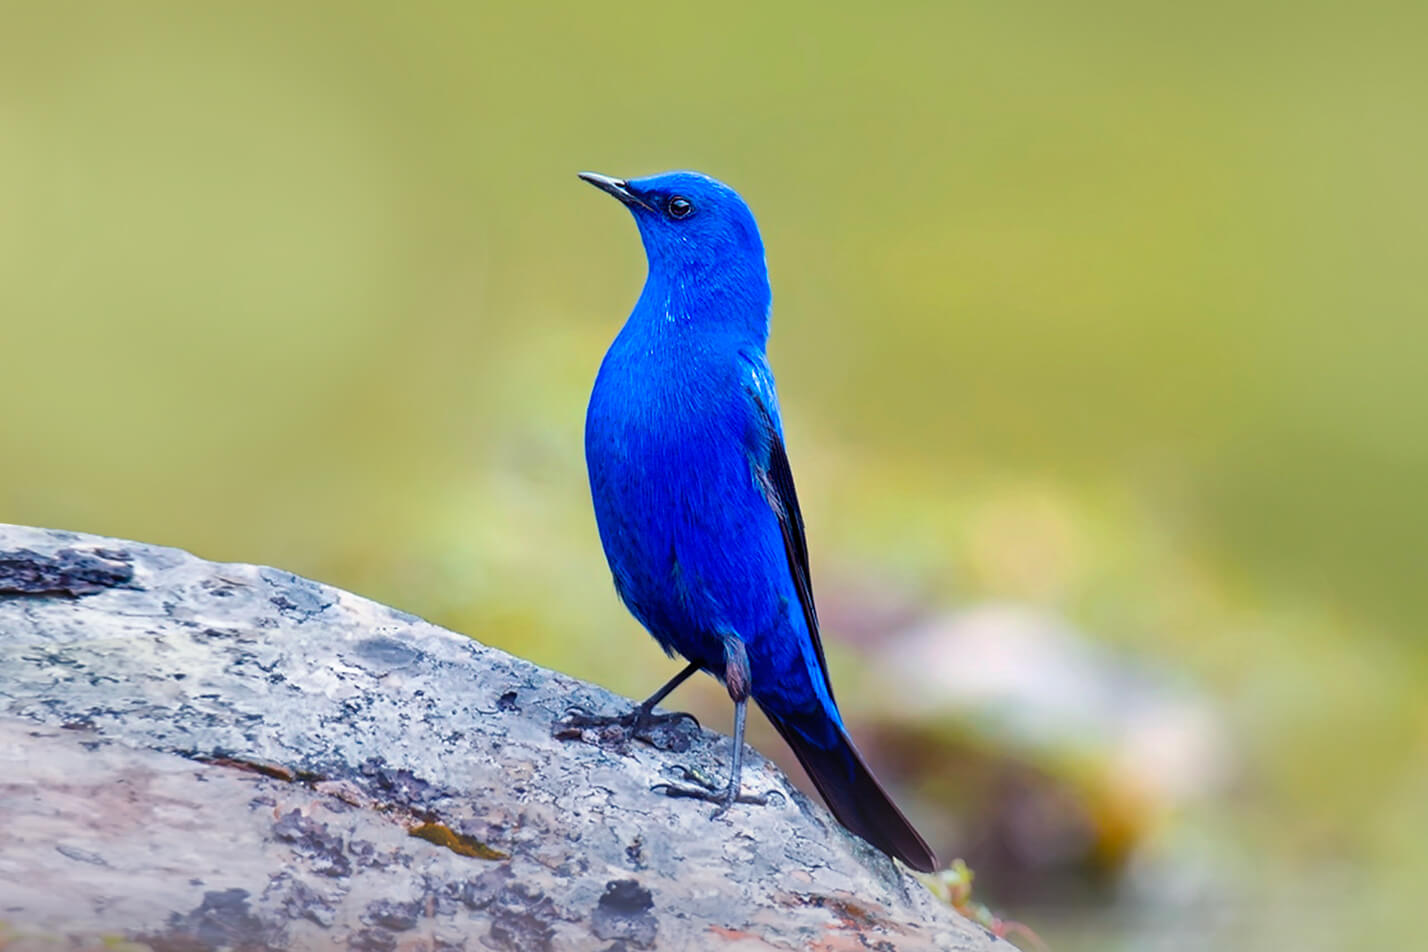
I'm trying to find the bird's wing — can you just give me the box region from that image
[740,350,835,706]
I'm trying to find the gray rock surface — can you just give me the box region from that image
[0,525,1004,951]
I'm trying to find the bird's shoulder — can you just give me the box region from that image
[736,347,781,418]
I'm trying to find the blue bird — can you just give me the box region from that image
[570,169,936,872]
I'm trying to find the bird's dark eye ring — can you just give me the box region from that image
[667,196,693,219]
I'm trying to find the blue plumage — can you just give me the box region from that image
[577,170,935,871]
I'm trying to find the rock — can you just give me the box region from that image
[0,525,1005,951]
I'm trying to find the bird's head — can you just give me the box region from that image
[579,170,769,313]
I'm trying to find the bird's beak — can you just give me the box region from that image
[578,171,654,211]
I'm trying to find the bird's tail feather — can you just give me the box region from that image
[763,710,937,872]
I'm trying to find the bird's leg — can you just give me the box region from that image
[556,661,701,739]
[630,660,702,733]
[652,633,770,816]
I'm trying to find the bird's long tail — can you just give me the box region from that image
[762,709,937,872]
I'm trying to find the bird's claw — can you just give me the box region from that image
[653,765,771,815]
[553,706,700,752]
[650,780,771,816]
[652,710,701,731]
[630,710,701,737]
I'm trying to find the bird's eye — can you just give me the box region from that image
[667,196,693,219]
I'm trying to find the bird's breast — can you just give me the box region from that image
[584,337,784,636]
[585,356,745,507]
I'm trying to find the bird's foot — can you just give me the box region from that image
[553,705,700,751]
[652,765,771,819]
[554,707,699,736]
[560,705,700,733]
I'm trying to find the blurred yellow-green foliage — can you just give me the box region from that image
[2,3,1425,949]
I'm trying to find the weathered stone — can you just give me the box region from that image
[0,524,1005,950]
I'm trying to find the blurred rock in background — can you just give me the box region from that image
[866,604,1230,903]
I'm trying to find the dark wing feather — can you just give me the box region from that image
[743,355,938,872]
[746,387,836,706]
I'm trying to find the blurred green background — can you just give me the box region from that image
[3,2,1424,948]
